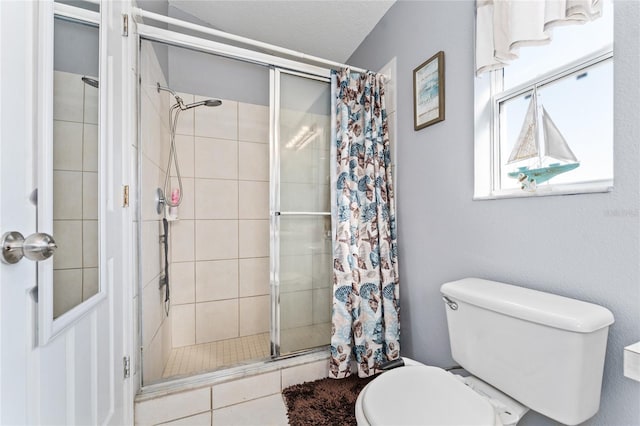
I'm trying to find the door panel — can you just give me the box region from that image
[0,1,130,424]
[273,70,332,356]
[0,1,38,423]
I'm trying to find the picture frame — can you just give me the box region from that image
[413,51,445,130]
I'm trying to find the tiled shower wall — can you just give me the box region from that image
[52,70,99,318]
[138,41,173,383]
[167,92,272,348]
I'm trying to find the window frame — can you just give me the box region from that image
[475,44,614,200]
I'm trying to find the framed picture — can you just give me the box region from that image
[413,51,445,130]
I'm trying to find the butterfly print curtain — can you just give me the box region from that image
[330,68,400,379]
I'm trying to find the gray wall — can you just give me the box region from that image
[348,1,639,425]
[54,18,99,77]
[166,5,270,105]
[137,0,169,79]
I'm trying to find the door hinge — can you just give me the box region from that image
[123,356,131,379]
[122,14,129,37]
[123,185,129,207]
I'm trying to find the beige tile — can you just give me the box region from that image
[312,253,332,289]
[212,394,288,426]
[195,220,238,261]
[281,359,329,389]
[171,303,195,347]
[82,172,98,220]
[239,142,269,181]
[194,97,237,140]
[82,267,99,301]
[174,134,194,177]
[170,220,195,263]
[141,221,161,287]
[170,262,195,305]
[53,170,83,220]
[142,325,165,385]
[134,387,210,426]
[174,92,195,136]
[312,288,331,324]
[239,220,269,258]
[142,276,164,349]
[238,102,269,143]
[141,91,166,169]
[83,81,99,125]
[157,411,211,426]
[280,254,312,293]
[239,257,269,297]
[53,269,83,318]
[195,300,238,343]
[211,371,280,409]
[168,177,194,220]
[161,313,173,372]
[280,183,317,212]
[82,220,98,268]
[280,290,313,329]
[239,295,270,336]
[54,71,84,123]
[194,179,238,219]
[140,156,163,221]
[194,137,237,180]
[53,120,83,171]
[239,181,269,219]
[53,220,83,269]
[280,141,314,184]
[195,260,238,302]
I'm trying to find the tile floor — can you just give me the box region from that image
[163,333,271,378]
[162,323,331,379]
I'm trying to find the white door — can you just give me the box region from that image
[0,1,131,424]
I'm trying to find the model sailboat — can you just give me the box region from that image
[507,89,579,190]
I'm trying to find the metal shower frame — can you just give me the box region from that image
[134,6,336,392]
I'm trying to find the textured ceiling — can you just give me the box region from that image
[168,0,395,63]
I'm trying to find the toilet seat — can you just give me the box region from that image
[357,366,499,426]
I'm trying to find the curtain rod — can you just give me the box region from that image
[132,7,371,75]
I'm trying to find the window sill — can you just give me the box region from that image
[474,181,613,201]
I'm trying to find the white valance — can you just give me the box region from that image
[476,0,603,75]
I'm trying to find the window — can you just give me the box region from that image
[474,1,613,199]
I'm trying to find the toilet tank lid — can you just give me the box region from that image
[441,278,614,333]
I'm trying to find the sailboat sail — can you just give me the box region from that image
[506,88,580,188]
[507,92,539,164]
[542,106,578,162]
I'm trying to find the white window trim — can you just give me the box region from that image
[474,45,614,200]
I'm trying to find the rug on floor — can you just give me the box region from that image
[282,374,376,426]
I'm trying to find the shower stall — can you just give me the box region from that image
[137,38,333,386]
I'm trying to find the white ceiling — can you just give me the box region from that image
[168,0,396,63]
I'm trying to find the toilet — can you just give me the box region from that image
[355,278,615,426]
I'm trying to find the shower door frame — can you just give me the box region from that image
[269,68,332,357]
[135,21,332,390]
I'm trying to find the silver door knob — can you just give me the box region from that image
[1,231,57,264]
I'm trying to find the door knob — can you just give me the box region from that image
[1,231,57,264]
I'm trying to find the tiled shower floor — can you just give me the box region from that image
[162,323,331,379]
[162,333,271,378]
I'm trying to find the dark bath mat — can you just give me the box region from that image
[282,374,376,426]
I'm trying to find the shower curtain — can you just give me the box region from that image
[330,68,400,379]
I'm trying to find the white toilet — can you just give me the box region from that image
[355,278,615,426]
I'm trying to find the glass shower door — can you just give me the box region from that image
[272,70,332,355]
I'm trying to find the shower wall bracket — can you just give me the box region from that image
[155,188,166,214]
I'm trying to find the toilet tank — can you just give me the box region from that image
[441,278,614,426]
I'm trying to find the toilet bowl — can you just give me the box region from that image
[354,359,527,426]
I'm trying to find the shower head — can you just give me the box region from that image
[156,83,221,110]
[82,76,99,88]
[183,99,222,109]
